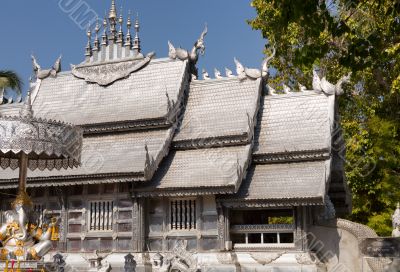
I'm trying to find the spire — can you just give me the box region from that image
[93,18,100,51]
[108,0,117,41]
[109,0,117,20]
[85,25,92,59]
[124,10,132,49]
[133,13,141,54]
[117,8,124,45]
[101,16,108,46]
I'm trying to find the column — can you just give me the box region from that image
[132,197,145,252]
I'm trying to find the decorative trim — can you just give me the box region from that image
[71,53,153,86]
[136,186,234,198]
[82,118,171,135]
[219,198,324,208]
[172,134,250,150]
[230,224,294,233]
[0,172,145,189]
[250,251,285,265]
[235,244,294,250]
[0,115,82,171]
[253,149,330,164]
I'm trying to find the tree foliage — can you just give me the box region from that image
[0,70,22,92]
[250,0,400,235]
[0,70,23,103]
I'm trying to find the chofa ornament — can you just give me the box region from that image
[31,55,62,80]
[168,24,208,64]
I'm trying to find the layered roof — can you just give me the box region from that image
[253,92,334,163]
[0,1,349,209]
[31,59,188,133]
[0,128,174,188]
[222,160,330,207]
[137,145,252,197]
[173,78,261,148]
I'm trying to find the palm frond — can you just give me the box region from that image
[0,70,23,92]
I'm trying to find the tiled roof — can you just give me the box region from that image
[0,103,23,117]
[223,160,329,204]
[173,78,261,148]
[253,92,333,159]
[0,128,174,187]
[136,144,252,196]
[31,58,188,127]
[0,56,340,197]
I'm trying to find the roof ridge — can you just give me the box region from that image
[264,91,326,99]
[191,76,253,86]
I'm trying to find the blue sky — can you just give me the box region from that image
[0,1,266,91]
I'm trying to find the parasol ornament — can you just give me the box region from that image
[0,92,83,262]
[0,93,82,172]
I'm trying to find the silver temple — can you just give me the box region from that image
[0,1,392,271]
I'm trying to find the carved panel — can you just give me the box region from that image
[72,56,152,86]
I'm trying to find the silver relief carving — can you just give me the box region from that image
[0,115,82,171]
[72,53,154,86]
[250,251,285,265]
[295,252,321,265]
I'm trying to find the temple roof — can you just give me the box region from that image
[31,59,188,133]
[173,78,261,149]
[253,92,334,163]
[0,128,174,187]
[136,145,252,197]
[0,0,349,208]
[221,160,330,207]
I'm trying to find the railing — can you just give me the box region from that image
[231,224,294,233]
[230,224,295,249]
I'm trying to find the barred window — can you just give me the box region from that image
[89,201,114,231]
[170,199,196,230]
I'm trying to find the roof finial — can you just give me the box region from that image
[85,24,92,59]
[102,15,108,46]
[133,12,141,54]
[19,92,33,119]
[109,0,117,19]
[108,0,117,41]
[93,17,100,51]
[117,7,124,44]
[125,10,132,49]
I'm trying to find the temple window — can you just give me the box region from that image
[170,199,196,230]
[230,209,295,248]
[88,200,114,231]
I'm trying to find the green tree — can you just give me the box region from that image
[249,0,400,235]
[0,70,23,103]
